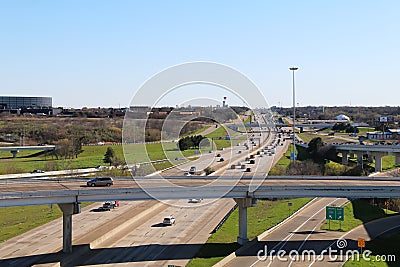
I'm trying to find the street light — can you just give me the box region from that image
[289,67,298,163]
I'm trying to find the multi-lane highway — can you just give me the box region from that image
[0,198,237,267]
[0,117,279,266]
[4,114,398,267]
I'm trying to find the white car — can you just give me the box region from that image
[163,216,175,226]
[184,171,191,176]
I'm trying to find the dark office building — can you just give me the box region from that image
[0,96,52,109]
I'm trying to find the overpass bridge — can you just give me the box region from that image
[336,144,400,172]
[0,145,56,158]
[297,142,400,172]
[1,175,400,252]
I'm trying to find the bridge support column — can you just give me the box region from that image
[395,154,400,166]
[341,151,348,165]
[235,198,257,245]
[356,153,364,168]
[10,150,18,158]
[373,153,385,172]
[58,202,81,253]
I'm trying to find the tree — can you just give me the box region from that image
[307,137,338,163]
[307,137,323,159]
[72,137,83,158]
[178,137,191,151]
[178,135,205,151]
[103,147,115,166]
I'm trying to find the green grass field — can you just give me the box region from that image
[0,124,249,175]
[0,203,92,243]
[0,143,197,174]
[357,127,375,133]
[187,198,312,267]
[205,126,245,150]
[321,199,397,232]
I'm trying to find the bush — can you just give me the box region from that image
[44,161,59,171]
[324,161,347,176]
[286,160,322,175]
[204,167,215,175]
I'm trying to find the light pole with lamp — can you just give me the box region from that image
[289,67,298,163]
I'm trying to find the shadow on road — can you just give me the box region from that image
[151,222,165,227]
[1,236,400,267]
[289,230,325,235]
[0,239,371,267]
[89,208,108,212]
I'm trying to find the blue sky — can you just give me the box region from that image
[0,1,399,108]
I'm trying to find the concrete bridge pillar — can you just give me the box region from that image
[395,154,400,166]
[373,153,385,172]
[235,198,257,245]
[356,153,364,168]
[341,151,348,165]
[349,153,355,158]
[10,150,18,158]
[58,202,81,253]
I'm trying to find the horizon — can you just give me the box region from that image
[1,1,399,107]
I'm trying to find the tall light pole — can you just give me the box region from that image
[289,67,298,163]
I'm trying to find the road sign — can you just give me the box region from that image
[336,207,344,221]
[326,206,344,221]
[358,238,365,248]
[326,206,336,220]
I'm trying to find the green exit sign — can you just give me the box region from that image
[326,206,344,221]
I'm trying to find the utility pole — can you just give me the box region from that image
[289,67,299,163]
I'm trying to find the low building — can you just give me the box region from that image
[366,129,400,140]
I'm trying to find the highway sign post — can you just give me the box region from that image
[326,206,344,230]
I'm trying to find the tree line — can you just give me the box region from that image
[178,135,208,151]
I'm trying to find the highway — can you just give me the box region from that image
[0,117,278,266]
[2,176,400,203]
[0,199,236,267]
[225,198,349,267]
[7,115,398,266]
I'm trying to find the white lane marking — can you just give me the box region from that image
[249,198,340,267]
[308,219,400,266]
[287,199,346,267]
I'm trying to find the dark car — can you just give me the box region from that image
[31,169,45,174]
[189,166,196,175]
[87,177,114,187]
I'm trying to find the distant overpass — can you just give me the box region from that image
[297,142,400,172]
[1,175,400,251]
[0,145,56,158]
[245,123,340,129]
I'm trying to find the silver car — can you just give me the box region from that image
[87,177,114,187]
